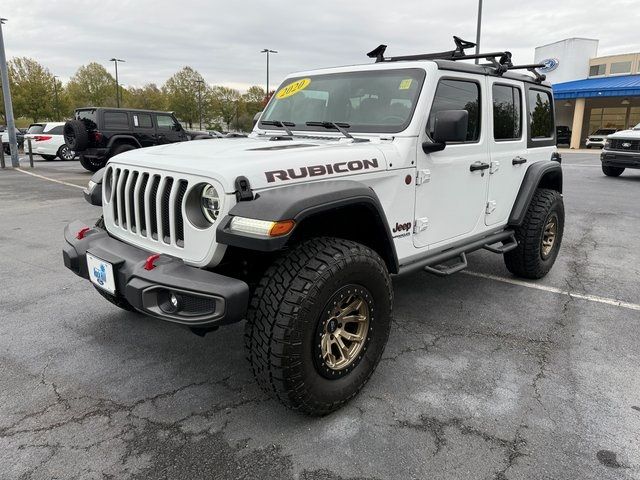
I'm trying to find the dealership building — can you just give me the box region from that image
[534,38,640,148]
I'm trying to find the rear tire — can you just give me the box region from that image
[111,143,136,157]
[504,188,564,279]
[63,120,89,151]
[245,237,393,416]
[79,154,106,172]
[57,144,75,161]
[602,165,624,177]
[41,154,56,161]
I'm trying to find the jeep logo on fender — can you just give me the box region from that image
[392,221,412,234]
[265,158,379,183]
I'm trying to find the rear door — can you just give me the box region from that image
[485,79,527,226]
[131,113,156,147]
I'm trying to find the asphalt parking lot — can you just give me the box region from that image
[1,152,639,480]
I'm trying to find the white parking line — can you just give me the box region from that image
[15,168,85,190]
[462,270,640,312]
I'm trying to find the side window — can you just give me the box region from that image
[104,111,129,129]
[133,114,153,128]
[156,115,177,130]
[528,89,554,139]
[492,84,522,140]
[48,126,64,135]
[428,79,480,142]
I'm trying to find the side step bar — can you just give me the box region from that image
[397,230,516,276]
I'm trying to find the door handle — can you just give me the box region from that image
[512,156,527,165]
[470,161,490,172]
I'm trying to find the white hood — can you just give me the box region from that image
[608,128,640,140]
[107,136,391,193]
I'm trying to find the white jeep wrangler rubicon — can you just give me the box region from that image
[63,38,564,415]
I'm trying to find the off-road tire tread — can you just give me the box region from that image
[245,237,392,416]
[79,154,105,172]
[504,188,564,279]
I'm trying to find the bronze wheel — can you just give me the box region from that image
[541,213,558,259]
[315,285,372,377]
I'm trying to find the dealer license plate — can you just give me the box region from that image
[86,253,116,294]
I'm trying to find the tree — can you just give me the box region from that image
[8,57,57,122]
[162,66,205,127]
[211,86,241,130]
[66,63,116,109]
[126,83,167,110]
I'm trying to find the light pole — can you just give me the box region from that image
[195,79,205,130]
[260,49,277,99]
[53,75,60,121]
[0,18,19,167]
[474,0,483,64]
[109,58,125,107]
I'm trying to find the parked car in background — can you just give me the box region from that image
[585,128,617,149]
[23,122,75,161]
[1,127,25,154]
[184,129,215,140]
[556,126,571,146]
[600,123,640,177]
[64,107,191,172]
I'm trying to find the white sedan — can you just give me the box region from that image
[24,122,75,161]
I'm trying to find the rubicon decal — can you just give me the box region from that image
[265,158,379,183]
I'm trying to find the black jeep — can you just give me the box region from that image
[64,108,194,172]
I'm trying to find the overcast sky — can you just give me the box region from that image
[3,0,639,92]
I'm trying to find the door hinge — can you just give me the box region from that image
[414,217,429,233]
[490,160,500,174]
[486,201,497,214]
[416,169,431,185]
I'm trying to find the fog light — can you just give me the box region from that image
[159,290,182,314]
[170,293,179,309]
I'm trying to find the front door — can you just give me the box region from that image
[485,79,528,226]
[155,114,187,145]
[413,76,490,249]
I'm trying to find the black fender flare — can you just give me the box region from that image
[107,135,142,150]
[216,180,399,272]
[508,161,562,226]
[83,168,105,206]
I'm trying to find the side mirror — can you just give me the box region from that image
[422,109,469,153]
[252,111,262,128]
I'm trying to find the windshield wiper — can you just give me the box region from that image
[261,120,295,136]
[305,121,354,139]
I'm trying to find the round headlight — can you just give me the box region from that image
[201,184,221,223]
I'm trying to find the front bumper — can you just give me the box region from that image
[601,151,640,169]
[62,220,250,327]
[586,139,605,147]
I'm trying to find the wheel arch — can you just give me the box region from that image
[509,161,562,227]
[107,135,141,151]
[216,180,400,273]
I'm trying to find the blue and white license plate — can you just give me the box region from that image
[86,252,116,294]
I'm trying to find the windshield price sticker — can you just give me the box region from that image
[399,79,413,90]
[276,78,311,99]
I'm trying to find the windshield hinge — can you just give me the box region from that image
[416,169,431,185]
[414,217,429,233]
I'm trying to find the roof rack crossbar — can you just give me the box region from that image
[366,36,546,83]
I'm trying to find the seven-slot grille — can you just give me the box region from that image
[609,138,640,152]
[105,167,188,247]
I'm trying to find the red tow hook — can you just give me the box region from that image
[76,227,91,240]
[144,254,161,271]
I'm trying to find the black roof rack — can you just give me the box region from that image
[367,36,547,83]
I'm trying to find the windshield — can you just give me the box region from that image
[593,129,616,135]
[260,68,426,134]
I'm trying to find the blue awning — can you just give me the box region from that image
[553,74,640,99]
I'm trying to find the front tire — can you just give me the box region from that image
[504,188,564,279]
[245,237,392,416]
[602,165,624,177]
